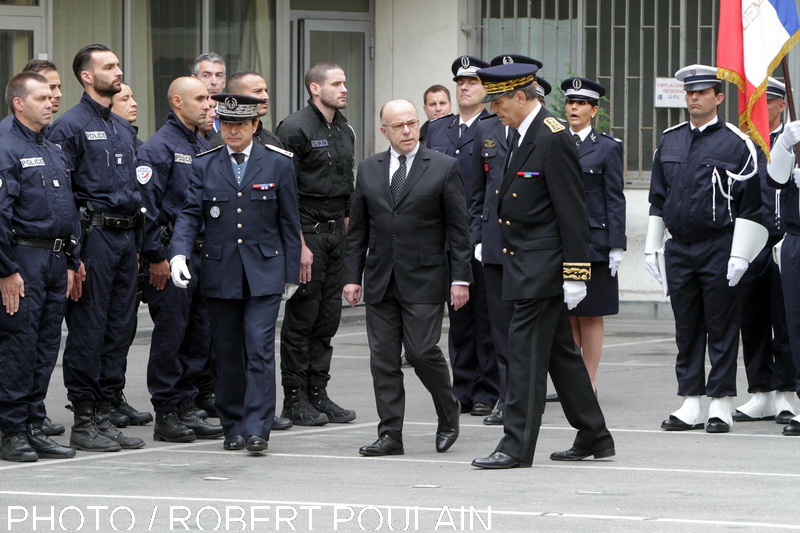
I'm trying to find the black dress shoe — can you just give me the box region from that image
[782,419,800,435]
[470,402,493,416]
[732,410,775,422]
[26,427,76,459]
[223,435,245,451]
[471,451,528,469]
[550,446,615,461]
[246,435,268,453]
[776,410,795,425]
[705,417,731,433]
[359,435,403,456]
[483,410,504,426]
[545,393,560,403]
[660,415,704,431]
[273,416,293,431]
[435,401,460,453]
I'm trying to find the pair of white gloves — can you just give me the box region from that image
[170,255,299,300]
[644,253,748,287]
[778,121,800,188]
[473,244,624,310]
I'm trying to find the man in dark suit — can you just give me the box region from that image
[426,56,499,418]
[471,62,615,469]
[343,99,472,457]
[170,93,301,454]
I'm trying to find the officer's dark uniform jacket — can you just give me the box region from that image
[427,109,491,201]
[578,128,626,262]
[0,114,13,137]
[47,92,141,215]
[649,119,762,241]
[275,100,354,223]
[0,118,80,276]
[469,114,508,265]
[137,111,211,264]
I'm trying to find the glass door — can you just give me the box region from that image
[298,19,373,163]
[0,14,44,118]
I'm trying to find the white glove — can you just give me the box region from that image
[779,121,800,151]
[793,168,800,189]
[282,283,299,301]
[608,248,624,277]
[169,254,191,289]
[474,243,483,262]
[563,280,587,310]
[726,256,749,287]
[644,253,662,284]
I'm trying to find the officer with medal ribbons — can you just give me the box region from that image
[170,93,301,454]
[646,65,766,433]
[470,61,615,469]
[0,72,80,462]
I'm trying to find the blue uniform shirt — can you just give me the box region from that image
[46,92,141,215]
[0,118,80,276]
[136,111,211,263]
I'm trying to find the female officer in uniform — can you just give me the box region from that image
[560,77,626,392]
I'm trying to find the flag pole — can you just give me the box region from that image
[782,57,797,121]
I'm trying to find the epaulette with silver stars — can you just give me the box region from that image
[266,144,293,158]
[196,145,224,157]
[662,122,688,134]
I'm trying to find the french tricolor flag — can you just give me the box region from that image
[717,0,800,156]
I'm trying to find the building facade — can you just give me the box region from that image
[2,0,798,304]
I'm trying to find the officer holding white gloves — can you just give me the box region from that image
[170,93,301,454]
[647,65,766,435]
[767,117,800,436]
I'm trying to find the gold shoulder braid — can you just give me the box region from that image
[563,262,591,281]
[544,117,565,133]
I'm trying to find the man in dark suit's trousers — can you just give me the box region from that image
[343,99,473,456]
[471,63,614,469]
[170,94,301,454]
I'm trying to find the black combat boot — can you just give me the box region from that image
[281,387,328,426]
[0,432,38,462]
[195,392,218,418]
[26,426,76,459]
[153,412,196,442]
[42,416,65,436]
[70,405,121,452]
[308,386,356,423]
[178,407,223,439]
[111,390,153,426]
[95,404,146,449]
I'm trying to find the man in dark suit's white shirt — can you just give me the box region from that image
[343,99,473,457]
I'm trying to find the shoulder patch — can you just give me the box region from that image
[602,132,623,143]
[196,145,224,158]
[544,117,565,133]
[136,165,153,185]
[265,144,294,158]
[662,122,688,134]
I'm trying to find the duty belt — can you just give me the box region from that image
[90,212,137,230]
[13,236,68,252]
[301,220,340,234]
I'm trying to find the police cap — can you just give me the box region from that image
[561,77,606,101]
[477,63,538,103]
[452,55,490,81]
[674,64,721,92]
[767,77,787,100]
[536,76,552,98]
[489,54,544,69]
[211,93,264,123]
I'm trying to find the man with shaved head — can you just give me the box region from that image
[343,99,472,456]
[211,71,284,149]
[136,76,223,443]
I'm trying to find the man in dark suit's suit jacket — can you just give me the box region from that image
[471,63,615,469]
[170,94,301,454]
[343,99,473,457]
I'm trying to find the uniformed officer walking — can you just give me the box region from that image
[170,93,301,453]
[136,77,223,443]
[471,62,614,469]
[47,44,145,452]
[646,65,766,433]
[276,61,356,426]
[426,55,499,418]
[0,72,79,462]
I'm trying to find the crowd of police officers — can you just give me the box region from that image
[1,40,800,466]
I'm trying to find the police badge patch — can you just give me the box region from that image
[136,165,153,185]
[210,206,221,218]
